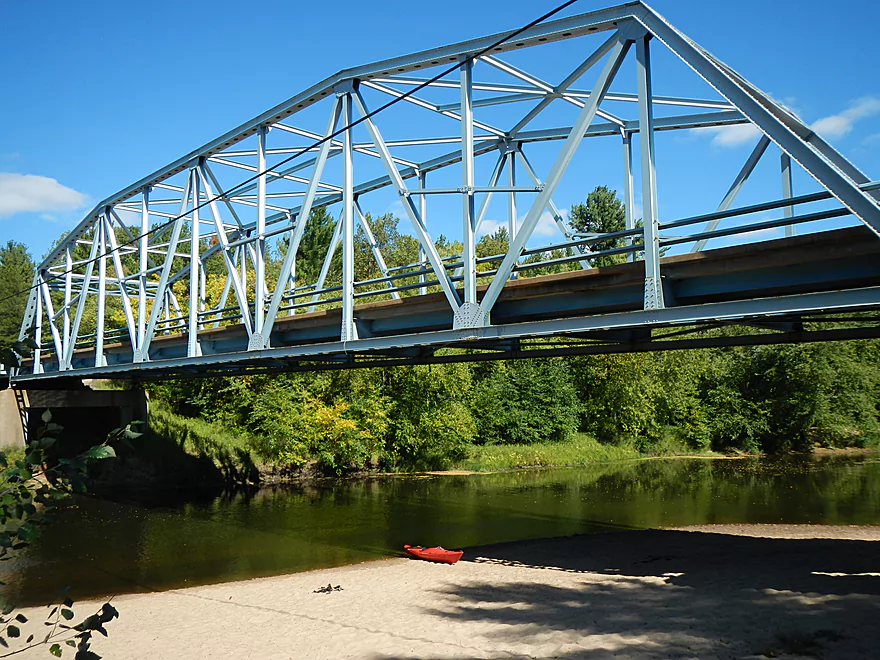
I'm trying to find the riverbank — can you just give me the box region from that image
[144,401,724,483]
[76,400,874,492]
[13,524,880,659]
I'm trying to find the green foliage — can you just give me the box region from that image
[0,412,123,658]
[475,227,509,272]
[568,186,627,267]
[383,363,476,470]
[145,399,259,486]
[0,241,35,351]
[456,433,642,471]
[571,353,660,443]
[250,381,386,475]
[472,359,579,445]
[354,213,419,283]
[276,207,337,287]
[701,342,880,453]
[143,335,880,475]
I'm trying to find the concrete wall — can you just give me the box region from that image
[0,389,26,448]
[0,383,148,449]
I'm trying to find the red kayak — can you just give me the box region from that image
[404,544,464,564]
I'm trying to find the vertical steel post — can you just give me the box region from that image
[255,125,267,334]
[621,131,636,263]
[33,283,42,374]
[781,152,794,237]
[636,36,664,310]
[507,148,518,280]
[341,92,358,341]
[239,241,247,307]
[62,245,72,363]
[460,58,477,305]
[188,168,201,357]
[95,213,107,367]
[418,170,427,296]
[507,150,517,241]
[138,186,149,357]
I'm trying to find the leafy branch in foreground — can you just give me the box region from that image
[0,410,137,658]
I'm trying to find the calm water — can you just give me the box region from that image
[3,454,880,606]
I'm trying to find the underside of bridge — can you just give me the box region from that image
[8,1,880,387]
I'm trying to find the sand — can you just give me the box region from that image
[11,524,880,659]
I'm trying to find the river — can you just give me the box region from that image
[3,453,879,606]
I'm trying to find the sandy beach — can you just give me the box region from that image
[11,524,880,659]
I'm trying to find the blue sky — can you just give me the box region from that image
[2,0,879,262]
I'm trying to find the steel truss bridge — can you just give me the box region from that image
[11,1,880,386]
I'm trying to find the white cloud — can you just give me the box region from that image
[696,123,762,148]
[534,211,562,237]
[862,133,880,147]
[811,96,880,139]
[478,218,505,236]
[0,173,88,218]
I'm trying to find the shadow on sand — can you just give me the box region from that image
[375,529,880,659]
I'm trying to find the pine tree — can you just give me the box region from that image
[569,185,627,267]
[0,241,35,349]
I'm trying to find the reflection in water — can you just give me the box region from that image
[2,454,879,606]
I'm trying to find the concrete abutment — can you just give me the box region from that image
[0,381,148,449]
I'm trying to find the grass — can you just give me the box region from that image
[148,400,251,457]
[0,445,26,465]
[147,400,262,485]
[453,433,644,472]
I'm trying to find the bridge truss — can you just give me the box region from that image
[11,1,880,385]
